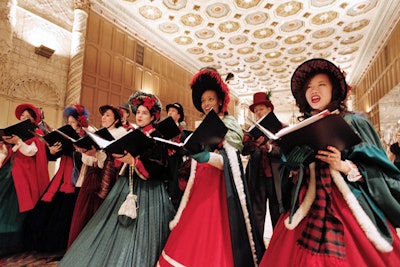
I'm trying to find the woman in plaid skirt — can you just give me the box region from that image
[260,58,400,267]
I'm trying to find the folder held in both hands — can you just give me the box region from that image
[0,119,36,142]
[250,109,362,153]
[153,109,228,154]
[246,112,282,139]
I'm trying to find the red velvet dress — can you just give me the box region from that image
[158,163,235,267]
[12,130,50,212]
[260,185,400,267]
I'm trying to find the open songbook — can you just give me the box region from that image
[70,127,115,151]
[0,119,36,141]
[86,129,154,156]
[150,116,181,140]
[250,109,362,152]
[152,109,228,154]
[245,112,282,139]
[41,124,81,154]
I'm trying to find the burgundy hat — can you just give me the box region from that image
[249,92,274,113]
[15,103,41,125]
[291,58,348,104]
[191,68,230,114]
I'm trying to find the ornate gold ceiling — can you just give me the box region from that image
[20,0,400,117]
[96,0,400,114]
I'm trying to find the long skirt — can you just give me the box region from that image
[260,184,400,267]
[158,164,235,267]
[0,162,27,256]
[59,176,175,267]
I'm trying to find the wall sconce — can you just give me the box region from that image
[35,45,55,58]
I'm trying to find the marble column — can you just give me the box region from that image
[65,0,90,105]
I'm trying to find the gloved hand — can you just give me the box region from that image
[190,150,210,163]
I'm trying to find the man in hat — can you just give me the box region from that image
[165,102,187,209]
[242,92,284,238]
[119,102,135,130]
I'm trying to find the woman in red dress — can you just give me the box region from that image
[260,58,400,266]
[0,103,50,255]
[157,68,265,267]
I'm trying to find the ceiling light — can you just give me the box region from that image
[34,45,55,58]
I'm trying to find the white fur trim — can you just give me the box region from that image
[285,162,316,230]
[330,168,393,252]
[169,158,197,230]
[223,141,258,266]
[158,250,186,267]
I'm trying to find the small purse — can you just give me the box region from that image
[118,164,138,226]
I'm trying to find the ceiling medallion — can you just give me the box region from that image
[259,41,278,49]
[229,35,248,45]
[226,60,240,66]
[195,29,215,39]
[253,28,274,38]
[218,21,240,33]
[287,47,306,54]
[232,67,246,73]
[259,77,270,81]
[340,34,363,44]
[237,47,254,54]
[217,52,233,59]
[265,52,282,59]
[207,42,225,50]
[311,0,335,8]
[311,11,338,25]
[139,6,162,20]
[187,47,204,54]
[162,0,187,10]
[209,64,222,69]
[312,41,333,50]
[338,47,359,55]
[174,36,193,45]
[245,12,268,25]
[206,3,230,18]
[275,1,303,17]
[254,70,268,76]
[269,60,284,66]
[344,19,370,32]
[181,13,203,26]
[314,52,331,58]
[159,22,179,33]
[244,56,259,63]
[235,0,261,9]
[238,73,251,78]
[284,34,305,44]
[280,19,304,32]
[312,27,335,38]
[347,0,377,16]
[273,67,286,73]
[243,78,256,83]
[198,56,214,63]
[290,56,307,62]
[250,63,264,70]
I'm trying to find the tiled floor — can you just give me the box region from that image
[0,251,62,267]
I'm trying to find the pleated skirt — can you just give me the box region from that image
[59,175,175,267]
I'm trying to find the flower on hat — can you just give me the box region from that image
[129,91,162,122]
[64,104,89,127]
